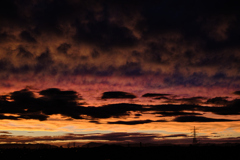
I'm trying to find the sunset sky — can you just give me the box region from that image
[1,0,240,147]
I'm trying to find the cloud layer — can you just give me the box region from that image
[0,88,240,123]
[1,131,240,146]
[0,0,240,91]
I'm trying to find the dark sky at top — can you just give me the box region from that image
[0,0,240,91]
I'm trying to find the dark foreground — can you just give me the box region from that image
[0,144,239,160]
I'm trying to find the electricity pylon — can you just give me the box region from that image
[192,126,198,144]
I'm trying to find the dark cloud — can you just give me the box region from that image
[80,132,159,143]
[147,98,240,116]
[212,72,226,80]
[0,132,161,144]
[57,43,71,54]
[36,49,53,66]
[206,97,229,105]
[164,97,206,105]
[19,31,37,43]
[150,98,240,116]
[101,91,136,99]
[233,91,240,95]
[0,114,19,120]
[177,97,206,104]
[17,46,34,59]
[162,134,188,138]
[73,65,99,76]
[10,88,35,104]
[0,31,14,43]
[38,88,84,119]
[91,49,100,58]
[174,116,237,122]
[164,72,208,87]
[156,111,202,117]
[107,119,166,125]
[34,49,55,74]
[18,112,48,121]
[149,104,200,113]
[0,131,11,134]
[119,62,142,76]
[39,88,81,101]
[0,59,13,73]
[154,97,171,100]
[81,103,143,119]
[0,32,8,42]
[89,120,101,124]
[135,113,142,117]
[0,89,142,120]
[0,88,83,120]
[0,89,48,121]
[204,99,240,115]
[74,18,138,50]
[142,93,171,98]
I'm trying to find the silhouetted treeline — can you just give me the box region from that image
[0,144,240,160]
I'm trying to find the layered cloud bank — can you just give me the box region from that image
[1,88,240,122]
[1,131,240,146]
